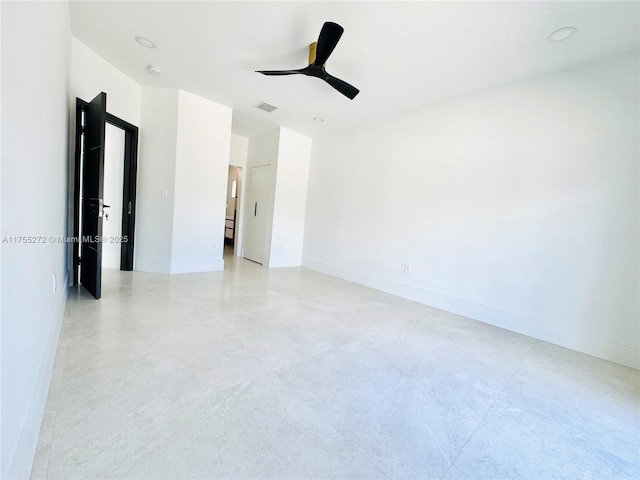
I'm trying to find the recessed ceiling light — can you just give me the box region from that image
[313,117,325,123]
[146,65,163,75]
[135,36,156,48]
[547,27,577,43]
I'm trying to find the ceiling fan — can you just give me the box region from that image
[256,21,360,100]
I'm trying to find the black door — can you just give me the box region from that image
[73,99,139,284]
[80,92,107,299]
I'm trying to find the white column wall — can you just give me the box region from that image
[170,90,232,273]
[135,88,179,273]
[269,128,312,267]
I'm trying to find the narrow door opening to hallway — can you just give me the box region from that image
[102,123,125,270]
[224,165,242,258]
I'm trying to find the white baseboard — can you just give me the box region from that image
[170,258,224,274]
[267,255,302,268]
[136,256,225,274]
[302,257,639,370]
[134,255,171,274]
[7,273,68,480]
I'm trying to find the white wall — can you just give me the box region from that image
[269,128,312,267]
[135,88,179,273]
[102,124,125,269]
[230,134,248,257]
[69,38,141,125]
[0,2,71,478]
[304,52,639,369]
[230,134,248,168]
[171,89,231,273]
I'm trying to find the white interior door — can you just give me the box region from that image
[243,164,270,264]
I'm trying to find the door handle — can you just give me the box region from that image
[254,202,257,217]
[100,203,110,219]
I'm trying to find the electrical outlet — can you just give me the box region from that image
[403,263,412,273]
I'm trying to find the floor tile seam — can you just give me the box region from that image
[270,371,392,480]
[53,338,289,455]
[47,342,68,405]
[155,378,258,437]
[43,345,177,463]
[438,338,537,479]
[527,344,640,392]
[117,407,231,476]
[42,339,72,431]
[65,288,174,310]
[268,340,432,479]
[396,372,454,470]
[112,380,266,474]
[65,290,155,305]
[41,402,61,479]
[271,336,370,378]
[229,324,361,379]
[49,380,249,477]
[383,370,454,471]
[424,421,454,470]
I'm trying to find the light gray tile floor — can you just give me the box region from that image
[31,256,640,479]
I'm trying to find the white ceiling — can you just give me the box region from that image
[69,1,639,138]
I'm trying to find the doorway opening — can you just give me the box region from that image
[103,123,126,269]
[224,165,242,260]
[73,96,139,297]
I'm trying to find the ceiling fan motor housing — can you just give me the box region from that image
[308,42,320,66]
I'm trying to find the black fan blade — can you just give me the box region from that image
[256,68,306,76]
[324,73,359,100]
[314,22,344,66]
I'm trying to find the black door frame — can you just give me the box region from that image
[73,98,139,285]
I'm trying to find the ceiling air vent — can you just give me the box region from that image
[255,102,278,113]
